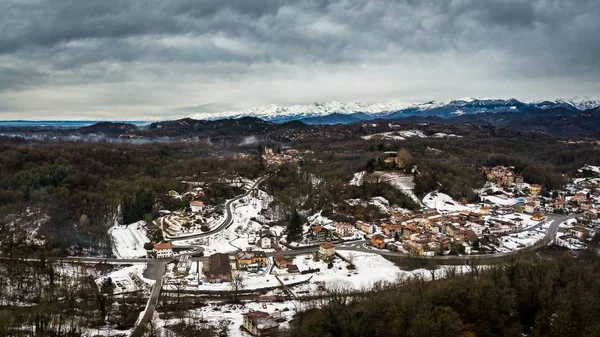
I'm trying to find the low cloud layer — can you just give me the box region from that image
[1,0,599,119]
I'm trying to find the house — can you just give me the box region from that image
[569,227,590,240]
[530,184,542,196]
[242,311,279,336]
[190,200,204,213]
[580,200,594,211]
[387,241,404,252]
[258,237,273,249]
[237,251,268,269]
[383,223,402,237]
[404,241,423,255]
[532,211,546,221]
[370,234,386,249]
[273,255,294,269]
[153,242,174,258]
[335,223,354,237]
[311,225,331,241]
[524,202,536,214]
[584,210,598,220]
[480,205,491,215]
[445,224,457,237]
[515,175,524,189]
[359,222,375,234]
[463,229,479,243]
[510,217,524,229]
[207,253,232,283]
[176,255,191,274]
[319,243,336,259]
[574,191,588,202]
[554,199,566,210]
[402,225,417,239]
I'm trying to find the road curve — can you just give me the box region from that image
[165,176,268,243]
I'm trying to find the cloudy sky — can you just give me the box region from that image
[1,0,599,120]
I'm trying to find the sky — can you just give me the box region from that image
[1,0,599,120]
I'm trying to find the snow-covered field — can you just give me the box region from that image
[372,171,420,203]
[423,192,475,213]
[110,221,149,258]
[481,195,519,206]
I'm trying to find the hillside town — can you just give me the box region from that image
[101,155,600,336]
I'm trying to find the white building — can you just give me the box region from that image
[153,242,174,258]
[258,237,272,249]
[335,223,353,237]
[190,200,204,213]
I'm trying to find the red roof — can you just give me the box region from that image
[153,242,173,250]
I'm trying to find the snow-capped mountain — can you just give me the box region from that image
[187,101,405,123]
[555,96,600,111]
[186,96,600,124]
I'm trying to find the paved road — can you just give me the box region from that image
[165,176,268,243]
[130,261,167,337]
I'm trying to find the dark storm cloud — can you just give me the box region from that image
[3,0,599,68]
[0,0,599,118]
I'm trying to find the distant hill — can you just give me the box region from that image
[78,122,138,134]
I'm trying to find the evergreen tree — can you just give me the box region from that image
[286,209,303,242]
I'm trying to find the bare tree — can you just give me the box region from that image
[229,271,246,302]
[346,252,356,269]
[425,259,437,281]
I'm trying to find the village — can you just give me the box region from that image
[102,147,600,336]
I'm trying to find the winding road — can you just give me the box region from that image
[164,176,268,243]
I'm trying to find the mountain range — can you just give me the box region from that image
[187,97,600,125]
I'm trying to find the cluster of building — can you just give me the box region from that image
[481,166,600,217]
[482,166,532,190]
[263,147,310,167]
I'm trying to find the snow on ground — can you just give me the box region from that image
[432,132,462,138]
[369,196,390,214]
[307,211,335,226]
[109,221,149,258]
[286,252,402,293]
[156,300,300,337]
[172,190,274,254]
[372,171,421,204]
[495,213,541,230]
[349,171,366,186]
[345,197,391,215]
[362,130,461,141]
[95,264,155,294]
[559,218,578,228]
[230,189,273,226]
[423,192,475,213]
[580,165,600,175]
[481,195,519,206]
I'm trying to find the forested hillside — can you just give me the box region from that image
[288,251,600,337]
